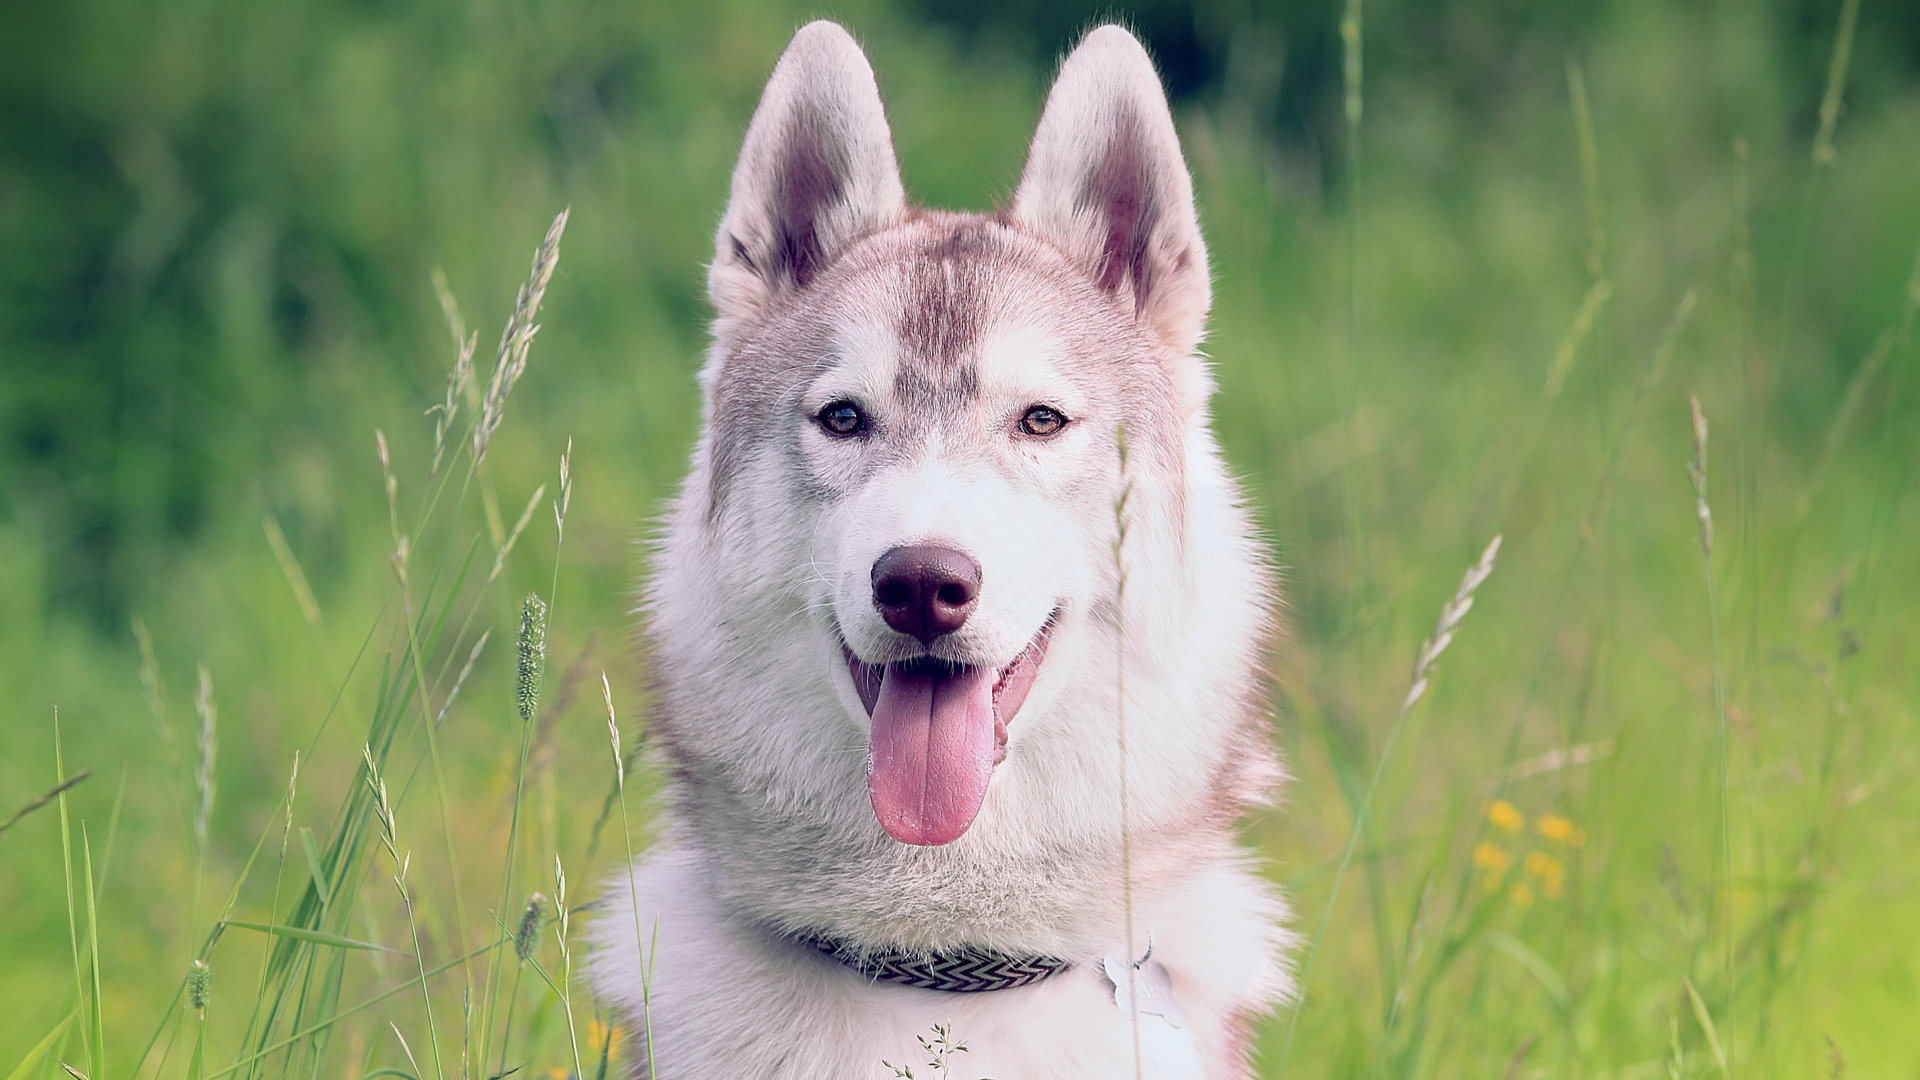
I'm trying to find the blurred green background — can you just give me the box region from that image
[4,0,1919,1076]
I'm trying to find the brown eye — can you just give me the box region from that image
[816,400,869,438]
[1019,405,1068,438]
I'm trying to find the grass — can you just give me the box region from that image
[4,0,1920,1076]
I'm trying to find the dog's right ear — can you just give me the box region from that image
[709,21,904,331]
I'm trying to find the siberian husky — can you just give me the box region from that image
[591,21,1291,1078]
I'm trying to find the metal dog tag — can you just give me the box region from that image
[1102,936,1187,1028]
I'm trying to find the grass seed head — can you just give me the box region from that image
[555,438,573,535]
[187,958,211,1013]
[475,209,570,462]
[1688,394,1713,557]
[361,744,402,869]
[602,671,624,791]
[515,893,545,962]
[517,594,548,722]
[281,750,300,857]
[1402,535,1503,712]
[132,616,171,754]
[436,630,490,726]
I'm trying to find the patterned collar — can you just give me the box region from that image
[799,934,1071,993]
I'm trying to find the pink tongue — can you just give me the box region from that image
[866,663,997,846]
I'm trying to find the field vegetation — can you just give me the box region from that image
[3,0,1918,1076]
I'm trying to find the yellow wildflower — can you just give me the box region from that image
[589,1020,626,1062]
[1485,799,1525,832]
[1536,813,1587,847]
[1523,851,1565,899]
[1510,883,1534,907]
[1473,841,1511,873]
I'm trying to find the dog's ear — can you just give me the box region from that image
[1014,26,1210,359]
[709,21,904,330]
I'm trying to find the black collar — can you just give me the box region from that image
[799,934,1071,993]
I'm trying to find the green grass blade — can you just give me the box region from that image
[223,920,401,954]
[1484,932,1570,1013]
[81,827,104,1080]
[1683,977,1731,1079]
[54,712,92,1076]
[206,938,499,1080]
[4,1011,76,1080]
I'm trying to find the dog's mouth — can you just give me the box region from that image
[842,614,1056,847]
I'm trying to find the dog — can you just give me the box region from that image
[590,21,1292,1078]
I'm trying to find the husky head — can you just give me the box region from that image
[650,22,1270,881]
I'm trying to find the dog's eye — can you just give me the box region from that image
[816,400,869,438]
[1018,405,1069,438]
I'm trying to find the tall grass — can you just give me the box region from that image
[11,212,617,1080]
[6,2,1920,1077]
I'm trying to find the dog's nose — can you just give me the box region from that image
[871,544,981,646]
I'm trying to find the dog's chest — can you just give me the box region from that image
[651,950,1216,1079]
[772,967,1209,1079]
[590,846,1284,1080]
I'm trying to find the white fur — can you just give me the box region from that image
[592,22,1292,1079]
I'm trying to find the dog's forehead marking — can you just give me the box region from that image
[889,222,1001,406]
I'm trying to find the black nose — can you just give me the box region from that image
[871,544,981,646]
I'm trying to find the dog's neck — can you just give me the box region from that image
[664,752,1242,962]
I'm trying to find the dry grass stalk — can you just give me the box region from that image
[262,513,323,627]
[601,668,658,1074]
[131,617,172,756]
[1403,535,1504,712]
[552,855,585,1080]
[1566,61,1607,279]
[364,745,447,1080]
[1688,393,1736,1067]
[1543,280,1612,401]
[475,209,570,463]
[1689,395,1713,557]
[362,745,404,880]
[429,267,479,473]
[1279,533,1504,1072]
[0,771,92,838]
[554,439,573,538]
[1794,246,1920,520]
[376,430,410,584]
[435,630,490,727]
[488,484,547,585]
[1812,0,1861,167]
[193,665,218,847]
[1109,423,1143,1080]
[602,672,624,792]
[282,750,301,858]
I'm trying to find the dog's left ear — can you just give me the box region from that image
[1014,26,1210,360]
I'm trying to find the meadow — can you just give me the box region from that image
[3,0,1919,1076]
